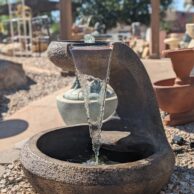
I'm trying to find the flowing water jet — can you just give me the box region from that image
[70,44,113,164]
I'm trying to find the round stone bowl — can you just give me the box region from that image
[56,94,118,125]
[21,124,174,194]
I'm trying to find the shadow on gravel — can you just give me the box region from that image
[0,96,9,120]
[175,123,194,134]
[0,119,28,139]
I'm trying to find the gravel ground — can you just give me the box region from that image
[160,123,194,194]
[0,161,36,194]
[0,54,74,120]
[0,122,193,194]
[0,72,74,120]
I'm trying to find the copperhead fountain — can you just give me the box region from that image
[21,42,175,194]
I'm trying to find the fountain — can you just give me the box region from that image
[154,48,194,126]
[47,41,117,125]
[21,42,174,194]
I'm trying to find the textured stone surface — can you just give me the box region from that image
[47,41,75,72]
[21,42,175,194]
[0,60,27,90]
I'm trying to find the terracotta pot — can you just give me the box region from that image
[162,48,194,85]
[56,93,118,125]
[154,78,194,126]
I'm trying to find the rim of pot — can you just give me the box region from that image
[23,126,170,170]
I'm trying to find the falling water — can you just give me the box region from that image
[70,45,113,165]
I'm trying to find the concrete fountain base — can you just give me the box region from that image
[21,124,174,194]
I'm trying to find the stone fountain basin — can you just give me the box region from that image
[56,94,118,125]
[21,122,174,194]
[154,77,194,114]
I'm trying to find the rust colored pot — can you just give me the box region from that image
[154,78,194,126]
[162,48,194,85]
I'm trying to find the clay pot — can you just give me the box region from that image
[154,78,194,125]
[162,48,194,85]
[154,48,194,125]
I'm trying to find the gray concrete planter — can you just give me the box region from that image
[56,94,118,125]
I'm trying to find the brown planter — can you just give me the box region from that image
[162,48,194,85]
[154,48,194,126]
[154,78,194,125]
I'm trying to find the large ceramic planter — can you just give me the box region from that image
[154,48,194,125]
[154,78,194,125]
[21,125,174,194]
[57,93,118,125]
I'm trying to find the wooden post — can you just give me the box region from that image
[150,0,160,59]
[60,0,72,40]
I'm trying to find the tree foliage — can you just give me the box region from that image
[72,0,173,30]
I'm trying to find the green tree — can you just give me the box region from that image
[73,0,173,31]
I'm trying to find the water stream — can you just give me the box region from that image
[71,45,113,164]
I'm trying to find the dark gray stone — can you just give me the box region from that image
[0,60,27,90]
[172,135,185,146]
[21,42,175,194]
